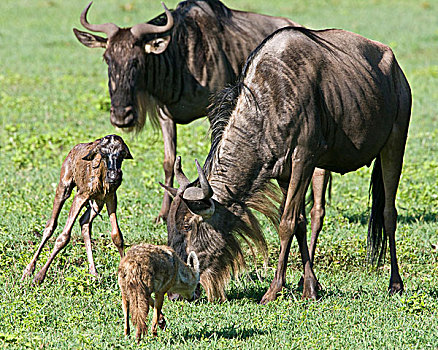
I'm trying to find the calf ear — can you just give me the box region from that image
[82,148,98,161]
[73,28,107,49]
[123,145,134,160]
[145,36,171,54]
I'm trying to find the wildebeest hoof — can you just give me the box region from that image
[260,289,279,304]
[388,282,404,296]
[302,278,319,300]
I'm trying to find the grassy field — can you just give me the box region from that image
[1,0,437,348]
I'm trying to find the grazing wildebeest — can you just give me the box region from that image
[162,26,411,302]
[73,0,298,222]
[22,135,133,284]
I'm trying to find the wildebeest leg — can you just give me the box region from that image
[121,290,130,337]
[156,109,177,223]
[151,292,165,336]
[379,121,409,295]
[22,176,75,280]
[106,193,124,258]
[79,200,103,277]
[261,149,316,303]
[33,194,88,284]
[298,168,330,287]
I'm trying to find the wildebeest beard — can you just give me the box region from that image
[167,180,283,301]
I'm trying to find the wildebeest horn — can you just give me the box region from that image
[174,156,190,187]
[80,2,120,38]
[182,160,214,201]
[130,2,174,38]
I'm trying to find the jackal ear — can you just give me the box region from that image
[187,251,200,274]
[159,182,178,197]
[145,36,171,54]
[73,28,107,49]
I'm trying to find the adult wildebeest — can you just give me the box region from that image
[73,0,298,222]
[162,26,411,302]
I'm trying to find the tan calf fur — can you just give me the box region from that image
[22,135,133,284]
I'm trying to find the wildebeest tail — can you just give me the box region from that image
[119,261,150,340]
[367,155,387,266]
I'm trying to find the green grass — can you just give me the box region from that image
[1,0,437,348]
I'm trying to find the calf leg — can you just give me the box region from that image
[33,194,88,284]
[79,200,103,277]
[106,193,124,258]
[22,176,74,280]
[261,148,316,303]
[156,110,176,223]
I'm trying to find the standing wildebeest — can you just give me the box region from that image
[162,26,411,302]
[73,0,298,222]
[22,135,133,284]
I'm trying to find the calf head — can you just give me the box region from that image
[73,2,174,130]
[83,134,133,185]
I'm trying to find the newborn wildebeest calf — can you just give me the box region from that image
[22,134,133,284]
[118,243,200,341]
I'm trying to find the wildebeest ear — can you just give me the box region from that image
[73,28,107,49]
[159,182,178,198]
[82,148,98,161]
[145,36,171,55]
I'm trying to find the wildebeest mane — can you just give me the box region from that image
[139,0,237,130]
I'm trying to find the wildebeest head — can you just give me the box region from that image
[162,157,268,301]
[73,2,174,130]
[83,134,133,185]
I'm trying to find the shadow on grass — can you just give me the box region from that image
[183,325,267,341]
[343,211,437,225]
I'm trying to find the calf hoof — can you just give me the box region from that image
[302,278,319,300]
[89,269,100,279]
[388,282,404,296]
[32,271,46,285]
[22,263,36,280]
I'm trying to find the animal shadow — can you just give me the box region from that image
[184,325,267,341]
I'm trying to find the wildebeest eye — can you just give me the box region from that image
[183,222,191,231]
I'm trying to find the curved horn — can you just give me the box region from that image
[174,156,190,187]
[130,2,174,38]
[80,2,120,38]
[182,159,213,201]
